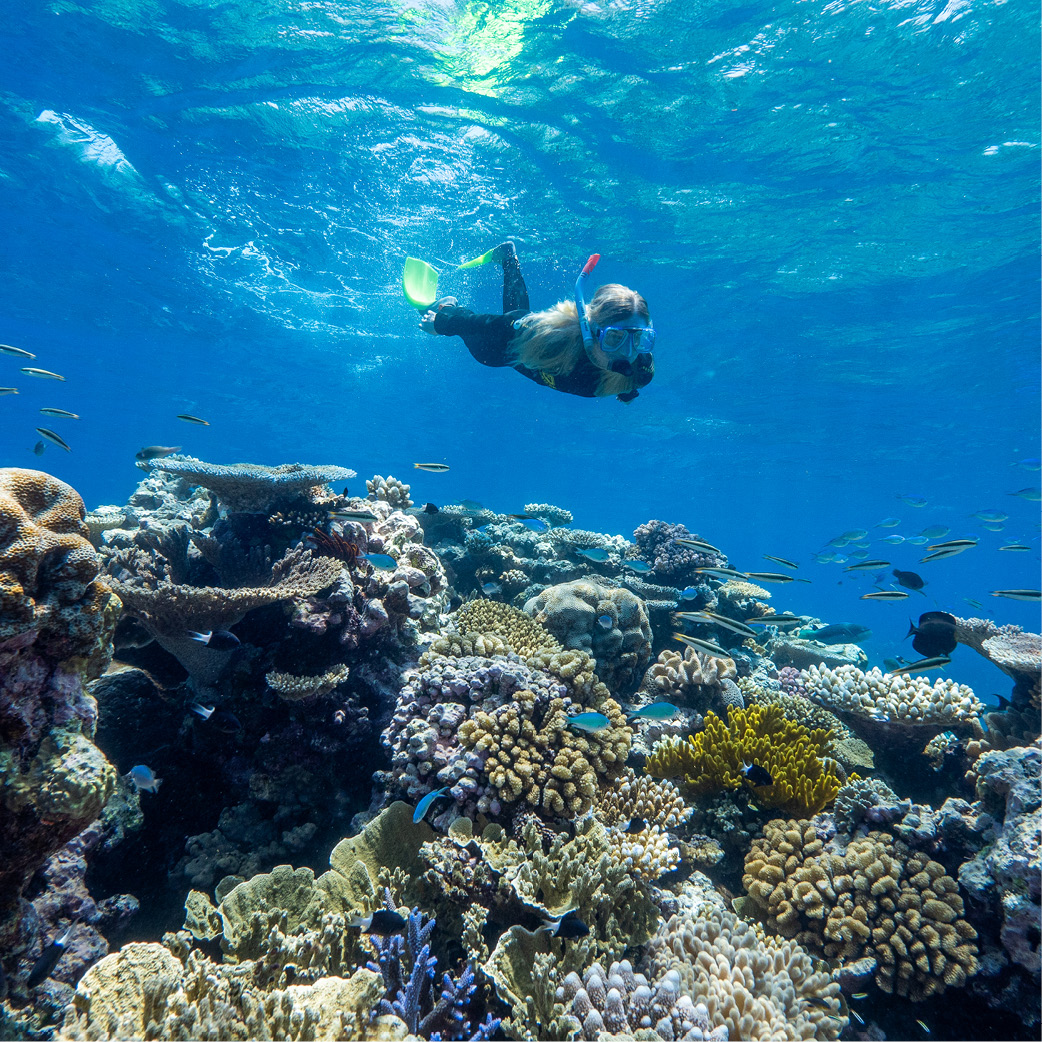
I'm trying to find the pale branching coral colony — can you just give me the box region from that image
[0,460,1038,1040]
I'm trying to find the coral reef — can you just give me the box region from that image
[632,520,724,582]
[0,468,118,963]
[366,474,413,509]
[644,878,844,1040]
[136,455,356,513]
[266,664,351,701]
[647,646,743,718]
[593,768,692,831]
[743,818,979,1000]
[646,704,843,817]
[525,579,653,693]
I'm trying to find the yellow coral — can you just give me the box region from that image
[645,704,843,817]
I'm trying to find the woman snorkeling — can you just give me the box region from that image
[416,243,655,403]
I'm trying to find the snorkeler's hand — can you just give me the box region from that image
[419,296,458,334]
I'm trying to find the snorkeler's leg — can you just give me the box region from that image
[497,243,530,313]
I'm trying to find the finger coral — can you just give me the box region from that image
[265,664,350,701]
[743,818,979,1001]
[455,598,561,658]
[524,579,653,693]
[593,767,692,831]
[643,885,845,1041]
[365,473,412,509]
[645,704,843,817]
[136,455,356,513]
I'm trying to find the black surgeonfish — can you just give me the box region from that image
[906,611,957,658]
[893,568,926,591]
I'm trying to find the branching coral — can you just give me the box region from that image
[593,768,692,831]
[366,474,412,509]
[645,704,843,817]
[743,819,979,1001]
[557,960,729,1041]
[458,695,630,817]
[643,887,845,1041]
[454,599,561,658]
[136,455,356,513]
[525,580,653,693]
[648,646,742,715]
[523,502,573,527]
[265,665,350,701]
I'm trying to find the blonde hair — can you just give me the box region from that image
[507,284,650,398]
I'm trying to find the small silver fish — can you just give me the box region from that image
[672,633,731,658]
[762,554,799,569]
[927,538,978,550]
[21,367,64,381]
[36,427,70,451]
[597,614,613,629]
[0,344,35,358]
[673,537,721,554]
[673,610,757,639]
[860,590,909,601]
[0,387,18,395]
[39,408,80,419]
[414,462,449,472]
[998,543,1031,551]
[843,560,890,572]
[743,571,810,584]
[177,413,210,425]
[890,656,951,675]
[127,765,162,793]
[990,589,1041,602]
[481,582,502,596]
[135,445,181,461]
[329,509,379,522]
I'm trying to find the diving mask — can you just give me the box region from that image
[598,325,656,360]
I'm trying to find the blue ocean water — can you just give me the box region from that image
[1,5,1037,688]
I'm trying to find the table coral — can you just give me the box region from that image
[645,704,843,817]
[954,616,1041,710]
[743,819,979,1001]
[524,579,653,694]
[643,885,844,1041]
[136,455,356,513]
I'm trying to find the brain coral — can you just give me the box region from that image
[524,579,653,693]
[0,468,116,659]
[137,455,356,512]
[645,704,843,817]
[743,819,979,1001]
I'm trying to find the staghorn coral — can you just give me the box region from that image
[556,960,729,1041]
[646,704,843,817]
[136,455,356,513]
[643,882,844,1041]
[594,768,692,831]
[365,474,413,509]
[743,818,979,1001]
[525,579,653,693]
[265,665,350,701]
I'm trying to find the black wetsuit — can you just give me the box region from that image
[432,253,648,402]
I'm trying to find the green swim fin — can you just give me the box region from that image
[458,247,499,270]
[403,257,440,309]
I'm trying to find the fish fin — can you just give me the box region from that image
[187,631,210,643]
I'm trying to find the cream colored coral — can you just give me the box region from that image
[606,824,680,882]
[594,768,692,830]
[803,664,983,725]
[265,665,350,700]
[650,646,736,700]
[366,474,412,509]
[644,902,844,1040]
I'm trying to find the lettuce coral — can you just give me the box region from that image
[645,704,843,817]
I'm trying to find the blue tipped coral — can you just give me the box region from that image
[367,891,500,1041]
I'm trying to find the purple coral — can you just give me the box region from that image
[367,892,499,1040]
[777,666,809,700]
[632,520,724,582]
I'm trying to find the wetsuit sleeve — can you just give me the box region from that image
[433,305,526,367]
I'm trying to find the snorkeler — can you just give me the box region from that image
[410,244,655,403]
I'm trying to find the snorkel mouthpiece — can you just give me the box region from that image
[610,358,634,376]
[575,253,600,350]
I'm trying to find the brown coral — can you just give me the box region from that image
[594,767,692,831]
[458,697,630,818]
[649,646,738,709]
[0,468,116,660]
[743,819,979,1001]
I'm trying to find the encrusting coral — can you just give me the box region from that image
[136,455,356,513]
[743,818,979,1001]
[645,703,843,817]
